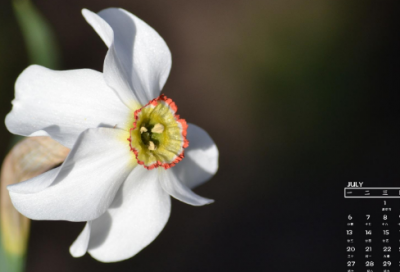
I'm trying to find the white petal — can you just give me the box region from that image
[160,169,214,206]
[70,222,92,257]
[8,167,59,194]
[172,124,219,189]
[81,9,113,47]
[8,128,136,221]
[83,8,172,106]
[86,167,170,262]
[5,65,131,148]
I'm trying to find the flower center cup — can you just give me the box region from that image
[128,95,189,170]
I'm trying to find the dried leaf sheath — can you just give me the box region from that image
[1,137,69,255]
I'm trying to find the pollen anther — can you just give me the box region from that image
[148,141,156,151]
[140,127,148,134]
[151,123,164,134]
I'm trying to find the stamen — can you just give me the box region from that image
[148,141,156,151]
[140,127,148,134]
[151,123,164,134]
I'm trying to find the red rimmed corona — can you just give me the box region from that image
[128,94,189,169]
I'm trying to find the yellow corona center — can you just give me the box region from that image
[129,95,188,170]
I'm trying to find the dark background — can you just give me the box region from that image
[0,0,399,271]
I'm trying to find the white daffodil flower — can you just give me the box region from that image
[5,8,218,262]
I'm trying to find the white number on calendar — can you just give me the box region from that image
[383,246,391,252]
[365,261,374,267]
[347,246,355,252]
[383,261,391,267]
[365,246,372,252]
[347,261,355,267]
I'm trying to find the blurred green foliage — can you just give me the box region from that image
[0,235,24,272]
[13,0,61,69]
